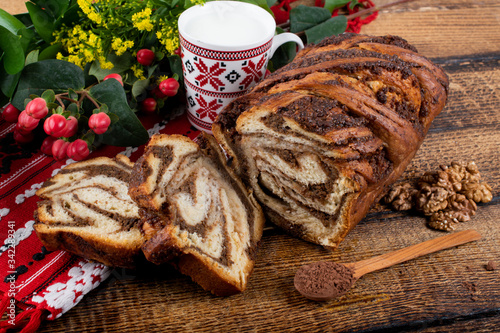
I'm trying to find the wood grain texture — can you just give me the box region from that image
[33,0,499,331]
[361,0,500,58]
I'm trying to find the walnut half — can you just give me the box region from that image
[383,161,493,232]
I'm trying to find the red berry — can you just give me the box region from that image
[174,47,181,56]
[103,73,123,86]
[151,87,166,99]
[44,114,68,137]
[2,104,20,122]
[62,116,78,138]
[18,110,40,132]
[15,122,33,135]
[67,139,90,161]
[141,98,157,113]
[88,112,111,135]
[26,97,49,119]
[137,49,155,66]
[52,139,69,161]
[41,136,57,155]
[159,78,180,97]
[13,129,34,144]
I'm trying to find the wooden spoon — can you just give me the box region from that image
[294,229,482,301]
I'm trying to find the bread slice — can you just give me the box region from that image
[129,133,265,296]
[34,155,144,268]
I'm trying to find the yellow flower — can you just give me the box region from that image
[132,8,154,31]
[88,12,102,25]
[100,60,114,70]
[134,19,154,31]
[77,0,92,15]
[157,20,180,55]
[83,48,95,62]
[157,75,169,85]
[131,64,146,80]
[111,38,134,56]
[88,33,99,48]
[68,55,83,68]
[123,40,134,48]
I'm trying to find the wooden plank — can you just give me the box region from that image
[429,56,500,134]
[361,0,500,58]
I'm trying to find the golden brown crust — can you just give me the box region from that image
[213,33,449,248]
[33,223,141,269]
[175,253,243,296]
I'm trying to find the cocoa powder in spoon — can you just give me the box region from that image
[294,261,356,301]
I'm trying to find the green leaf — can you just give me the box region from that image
[0,91,8,107]
[39,43,63,60]
[99,104,109,114]
[267,0,278,7]
[89,80,149,147]
[26,50,40,66]
[289,5,332,33]
[0,67,21,98]
[0,27,25,75]
[68,88,78,101]
[47,102,59,109]
[107,112,119,124]
[167,55,183,81]
[83,62,98,87]
[55,2,81,28]
[67,103,79,116]
[349,0,361,10]
[324,0,350,13]
[88,52,134,80]
[132,79,150,99]
[26,2,55,43]
[18,27,36,55]
[146,64,158,79]
[305,15,347,44]
[41,89,56,103]
[34,0,69,18]
[11,59,85,110]
[0,8,25,34]
[82,129,95,144]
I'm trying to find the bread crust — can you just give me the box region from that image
[34,155,144,268]
[33,222,142,269]
[213,33,449,248]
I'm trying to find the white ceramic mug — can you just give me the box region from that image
[178,1,304,133]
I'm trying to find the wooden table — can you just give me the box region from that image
[3,0,499,331]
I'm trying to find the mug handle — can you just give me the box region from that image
[269,32,305,58]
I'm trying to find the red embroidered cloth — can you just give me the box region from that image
[0,111,199,332]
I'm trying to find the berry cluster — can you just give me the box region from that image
[135,48,180,114]
[1,77,119,161]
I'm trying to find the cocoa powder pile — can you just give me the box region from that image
[294,261,355,301]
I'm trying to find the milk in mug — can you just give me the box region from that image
[181,2,273,47]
